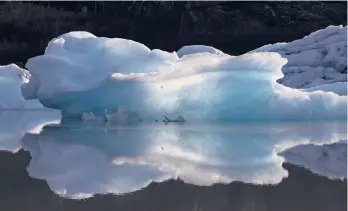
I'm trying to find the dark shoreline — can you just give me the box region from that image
[0,1,346,65]
[0,149,346,211]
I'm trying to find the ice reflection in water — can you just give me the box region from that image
[0,111,60,152]
[20,120,346,199]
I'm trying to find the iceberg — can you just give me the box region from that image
[21,27,347,121]
[251,25,347,89]
[0,64,43,109]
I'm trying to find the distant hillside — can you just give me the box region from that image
[0,1,346,65]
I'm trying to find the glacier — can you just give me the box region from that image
[20,26,347,121]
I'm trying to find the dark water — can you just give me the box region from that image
[0,150,346,211]
[0,111,346,211]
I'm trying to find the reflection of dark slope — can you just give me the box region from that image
[0,150,346,211]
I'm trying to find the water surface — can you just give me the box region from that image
[0,111,346,199]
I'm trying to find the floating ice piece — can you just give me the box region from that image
[82,112,105,122]
[105,106,142,124]
[162,115,186,123]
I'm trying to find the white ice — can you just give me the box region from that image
[303,82,347,96]
[0,65,59,152]
[21,27,347,121]
[251,25,347,89]
[279,140,347,180]
[0,64,43,109]
[177,45,225,58]
[20,121,346,199]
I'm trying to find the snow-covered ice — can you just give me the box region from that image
[279,140,347,180]
[177,45,225,58]
[0,64,43,109]
[21,27,347,121]
[252,25,347,90]
[19,121,346,199]
[303,82,347,96]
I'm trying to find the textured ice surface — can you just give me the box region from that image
[21,28,347,121]
[0,111,60,152]
[0,64,43,109]
[177,45,225,58]
[252,25,347,89]
[303,82,347,96]
[20,120,346,199]
[279,140,347,180]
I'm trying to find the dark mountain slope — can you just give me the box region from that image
[0,1,346,65]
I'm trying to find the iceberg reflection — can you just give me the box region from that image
[0,111,60,152]
[21,121,346,199]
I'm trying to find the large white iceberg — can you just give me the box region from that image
[251,25,347,89]
[21,28,347,121]
[0,64,43,109]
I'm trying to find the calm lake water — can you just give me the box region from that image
[0,111,346,211]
